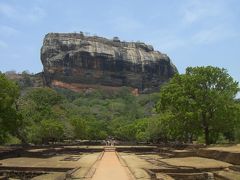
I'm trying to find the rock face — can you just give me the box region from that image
[41,33,177,93]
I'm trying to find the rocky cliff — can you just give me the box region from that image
[41,33,177,93]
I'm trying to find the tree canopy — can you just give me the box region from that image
[156,66,239,144]
[0,73,21,142]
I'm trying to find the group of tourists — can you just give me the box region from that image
[104,137,116,146]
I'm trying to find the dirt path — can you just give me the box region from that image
[91,151,132,180]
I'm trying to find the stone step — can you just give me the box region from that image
[104,147,116,152]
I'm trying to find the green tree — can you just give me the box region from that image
[86,119,108,140]
[17,87,66,144]
[147,113,175,143]
[115,123,136,141]
[157,66,239,145]
[70,117,87,139]
[25,87,63,121]
[40,119,64,144]
[233,100,240,142]
[0,73,22,143]
[27,87,63,108]
[134,119,149,142]
[21,70,33,88]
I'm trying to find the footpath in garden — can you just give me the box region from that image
[91,147,133,180]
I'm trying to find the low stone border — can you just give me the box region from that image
[115,151,136,180]
[197,149,240,165]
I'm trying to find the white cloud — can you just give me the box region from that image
[155,36,186,52]
[0,40,8,48]
[0,25,19,36]
[158,0,240,48]
[150,24,239,52]
[181,0,225,24]
[0,2,46,23]
[192,26,238,44]
[9,54,21,59]
[108,17,142,32]
[26,6,46,22]
[0,3,16,18]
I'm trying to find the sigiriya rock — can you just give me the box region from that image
[41,33,177,93]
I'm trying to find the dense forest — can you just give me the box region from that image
[0,66,239,145]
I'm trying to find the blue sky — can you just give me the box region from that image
[0,0,239,85]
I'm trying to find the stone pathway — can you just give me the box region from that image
[91,148,132,180]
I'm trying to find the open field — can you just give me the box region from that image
[0,145,240,179]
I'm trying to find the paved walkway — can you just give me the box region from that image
[91,151,132,180]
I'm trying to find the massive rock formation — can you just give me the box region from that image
[41,33,177,93]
